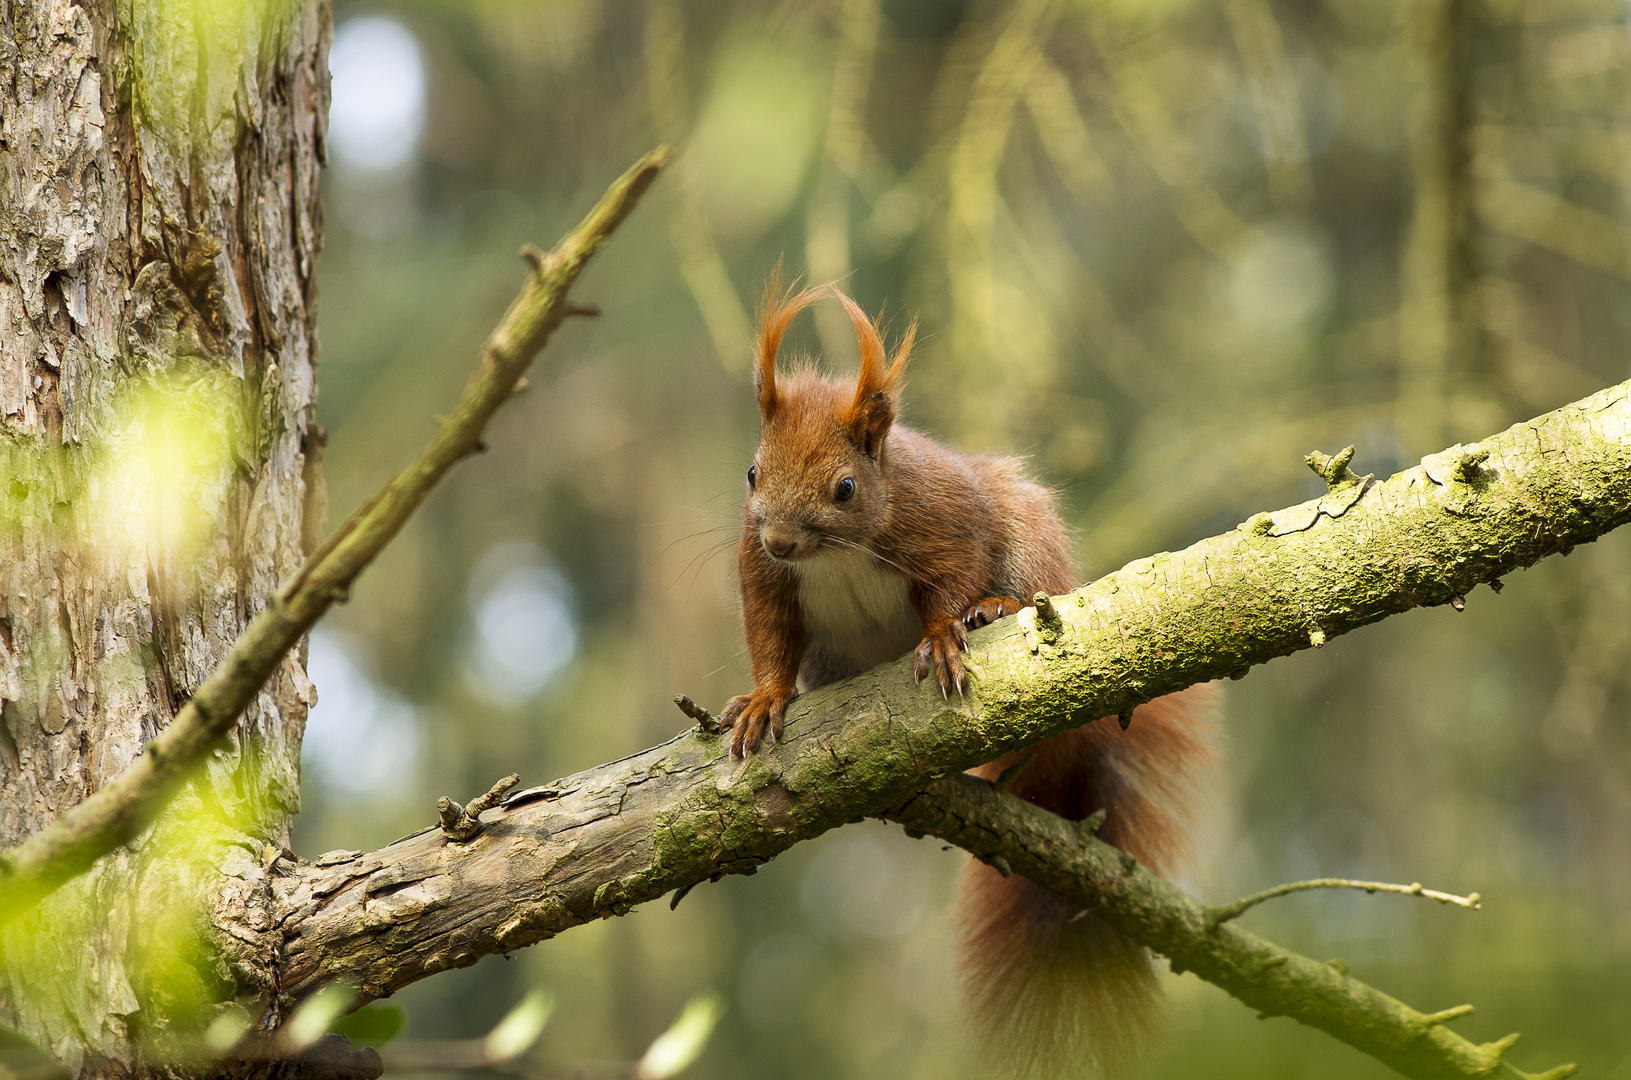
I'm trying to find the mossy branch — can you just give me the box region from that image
[0,148,670,926]
[881,773,1573,1080]
[267,377,1628,1080]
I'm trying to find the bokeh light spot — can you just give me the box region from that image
[328,16,426,174]
[303,630,422,799]
[462,542,578,705]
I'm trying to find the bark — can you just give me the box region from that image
[0,0,329,1071]
[248,381,1627,1077]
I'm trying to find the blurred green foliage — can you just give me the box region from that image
[330,1004,407,1050]
[295,0,1631,1076]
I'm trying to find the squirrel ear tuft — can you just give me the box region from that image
[835,288,912,455]
[754,268,824,418]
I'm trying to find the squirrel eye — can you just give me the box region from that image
[835,477,855,502]
[747,464,757,489]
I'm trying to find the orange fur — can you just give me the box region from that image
[754,272,826,418]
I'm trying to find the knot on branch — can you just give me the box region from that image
[1452,446,1489,482]
[1032,592,1064,644]
[520,244,555,279]
[437,773,521,842]
[1305,445,1360,490]
[674,694,721,735]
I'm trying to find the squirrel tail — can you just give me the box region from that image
[952,685,1218,1078]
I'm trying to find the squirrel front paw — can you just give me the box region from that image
[720,687,795,757]
[913,619,970,697]
[961,595,1028,629]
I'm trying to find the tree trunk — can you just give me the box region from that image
[0,0,329,1071]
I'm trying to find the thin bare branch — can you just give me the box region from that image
[1205,878,1481,930]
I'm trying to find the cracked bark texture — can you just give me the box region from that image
[258,380,1630,1017]
[0,0,329,1072]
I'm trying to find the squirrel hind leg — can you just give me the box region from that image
[954,863,1163,1079]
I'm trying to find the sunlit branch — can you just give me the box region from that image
[880,773,1575,1080]
[0,148,669,927]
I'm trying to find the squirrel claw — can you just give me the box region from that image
[720,690,792,757]
[915,624,969,699]
[962,596,1027,630]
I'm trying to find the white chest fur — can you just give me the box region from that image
[794,547,920,669]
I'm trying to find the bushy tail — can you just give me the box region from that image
[953,685,1218,1079]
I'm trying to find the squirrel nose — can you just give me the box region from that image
[763,532,798,559]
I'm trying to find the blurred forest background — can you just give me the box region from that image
[295,0,1631,1076]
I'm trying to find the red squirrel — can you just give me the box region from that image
[721,278,1215,1076]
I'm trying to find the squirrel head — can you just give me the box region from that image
[745,278,916,564]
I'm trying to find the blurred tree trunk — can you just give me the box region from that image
[0,0,329,1073]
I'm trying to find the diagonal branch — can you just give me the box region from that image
[0,147,670,926]
[881,774,1575,1080]
[266,379,1630,1077]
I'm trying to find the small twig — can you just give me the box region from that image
[673,694,721,735]
[1305,444,1360,489]
[439,774,522,842]
[1205,878,1481,930]
[1452,445,1489,481]
[1420,1004,1475,1027]
[563,301,601,318]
